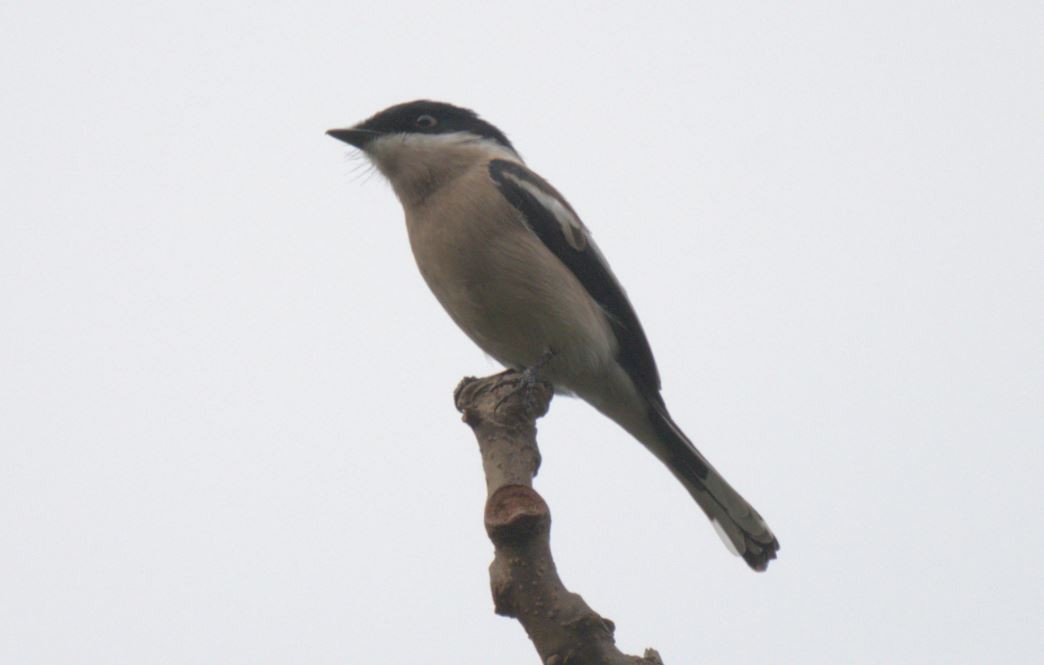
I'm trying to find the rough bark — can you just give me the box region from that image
[453,371,665,665]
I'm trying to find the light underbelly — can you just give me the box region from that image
[413,227,616,385]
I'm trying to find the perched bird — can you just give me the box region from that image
[328,101,779,570]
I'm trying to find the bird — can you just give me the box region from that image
[327,100,779,571]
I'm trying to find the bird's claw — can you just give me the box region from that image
[492,351,555,416]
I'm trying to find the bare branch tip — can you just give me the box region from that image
[452,376,479,411]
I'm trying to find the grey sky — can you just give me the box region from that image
[1,2,1041,663]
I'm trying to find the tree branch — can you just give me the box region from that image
[454,371,665,665]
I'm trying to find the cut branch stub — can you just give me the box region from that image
[485,484,550,545]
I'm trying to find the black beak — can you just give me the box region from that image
[326,127,377,149]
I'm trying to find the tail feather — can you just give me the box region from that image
[647,400,780,571]
[571,366,779,571]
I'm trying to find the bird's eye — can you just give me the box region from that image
[415,114,437,129]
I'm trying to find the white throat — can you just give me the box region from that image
[365,132,520,205]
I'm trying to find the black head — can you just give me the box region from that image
[326,100,514,152]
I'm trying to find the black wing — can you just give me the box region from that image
[488,159,662,402]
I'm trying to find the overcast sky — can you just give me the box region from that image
[2,2,1041,664]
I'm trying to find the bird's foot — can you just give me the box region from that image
[493,350,555,416]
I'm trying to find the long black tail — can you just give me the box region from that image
[646,400,780,571]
